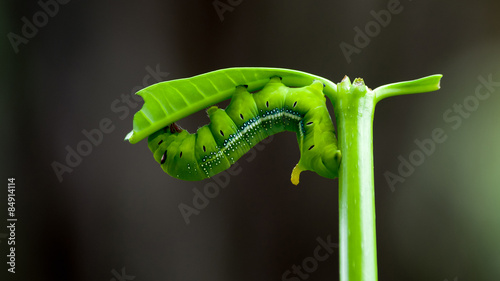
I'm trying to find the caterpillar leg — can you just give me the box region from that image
[291,164,303,185]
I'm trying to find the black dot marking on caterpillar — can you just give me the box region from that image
[308,145,315,150]
[266,101,269,108]
[243,85,248,88]
[161,151,167,164]
[240,113,244,120]
[158,139,163,145]
[220,130,224,136]
[306,121,313,125]
[179,151,183,158]
[203,145,206,152]
[293,101,298,107]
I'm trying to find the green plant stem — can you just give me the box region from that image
[334,78,378,281]
[331,74,442,281]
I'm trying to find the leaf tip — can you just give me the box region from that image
[124,130,137,144]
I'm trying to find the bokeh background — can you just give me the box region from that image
[2,0,500,280]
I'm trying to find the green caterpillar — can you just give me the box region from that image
[146,77,340,185]
[125,67,344,185]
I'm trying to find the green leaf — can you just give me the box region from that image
[374,74,442,103]
[125,67,337,143]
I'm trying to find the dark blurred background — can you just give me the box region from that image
[1,0,500,280]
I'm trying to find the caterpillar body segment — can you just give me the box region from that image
[147,78,341,185]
